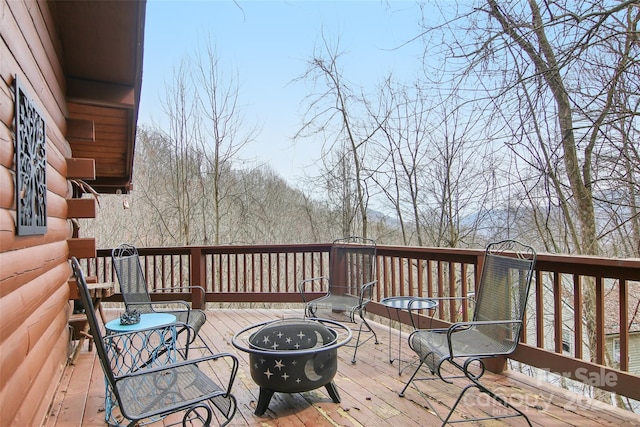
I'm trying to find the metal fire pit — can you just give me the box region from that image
[232,318,352,416]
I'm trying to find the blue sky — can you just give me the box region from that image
[139,1,428,183]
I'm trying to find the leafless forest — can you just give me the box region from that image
[84,1,639,259]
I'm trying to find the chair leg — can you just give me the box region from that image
[401,358,532,426]
[441,376,533,427]
[183,403,213,426]
[360,315,379,345]
[399,359,425,397]
[349,313,379,364]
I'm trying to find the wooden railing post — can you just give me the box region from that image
[190,247,205,309]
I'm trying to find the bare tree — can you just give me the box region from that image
[194,40,258,245]
[421,0,639,405]
[295,34,378,238]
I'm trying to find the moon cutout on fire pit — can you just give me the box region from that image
[304,359,324,382]
[314,330,327,347]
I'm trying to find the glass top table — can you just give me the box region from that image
[380,296,438,375]
[381,296,438,311]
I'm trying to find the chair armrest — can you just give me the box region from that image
[420,296,475,307]
[156,285,206,307]
[447,320,523,357]
[406,297,439,329]
[410,295,474,322]
[358,280,377,306]
[298,276,328,304]
[125,300,191,312]
[158,285,205,293]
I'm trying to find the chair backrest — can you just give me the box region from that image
[329,237,376,297]
[473,240,536,344]
[112,244,153,313]
[70,257,118,390]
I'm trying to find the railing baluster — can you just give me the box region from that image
[573,275,582,359]
[619,279,629,372]
[536,270,545,349]
[554,272,563,353]
[596,275,605,365]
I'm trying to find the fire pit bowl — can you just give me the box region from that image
[232,318,352,416]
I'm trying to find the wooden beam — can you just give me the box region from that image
[66,198,96,219]
[66,118,95,141]
[66,78,135,108]
[67,238,96,259]
[66,158,95,179]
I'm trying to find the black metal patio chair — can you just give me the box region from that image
[112,244,206,350]
[299,236,379,363]
[71,257,239,427]
[399,240,536,426]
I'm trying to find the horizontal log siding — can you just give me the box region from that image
[0,1,71,426]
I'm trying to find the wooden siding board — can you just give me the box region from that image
[70,141,128,155]
[23,309,70,427]
[0,165,13,209]
[1,0,66,131]
[0,284,68,425]
[0,43,16,127]
[24,0,65,92]
[0,213,71,253]
[631,337,640,373]
[0,259,69,340]
[1,1,141,425]
[607,334,640,374]
[0,116,12,168]
[47,162,73,200]
[0,33,71,163]
[34,1,63,62]
[9,0,64,97]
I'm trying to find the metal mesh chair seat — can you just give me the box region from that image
[116,362,235,421]
[307,293,363,321]
[172,309,207,334]
[400,240,536,426]
[410,325,518,376]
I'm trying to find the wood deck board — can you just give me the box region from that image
[44,308,640,427]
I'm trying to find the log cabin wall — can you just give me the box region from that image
[0,2,75,425]
[1,1,144,423]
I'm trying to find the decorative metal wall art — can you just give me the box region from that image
[15,77,47,235]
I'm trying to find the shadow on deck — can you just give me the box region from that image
[45,307,640,426]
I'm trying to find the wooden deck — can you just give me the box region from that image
[44,308,640,427]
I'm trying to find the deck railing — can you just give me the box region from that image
[84,243,640,402]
